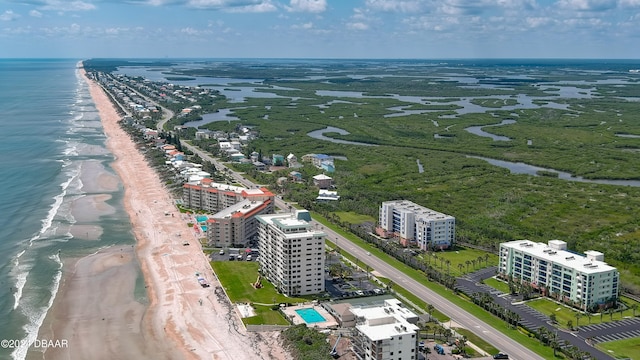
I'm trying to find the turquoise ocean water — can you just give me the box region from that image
[0,59,139,359]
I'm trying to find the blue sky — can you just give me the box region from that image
[1,0,639,59]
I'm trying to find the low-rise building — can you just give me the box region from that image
[313,174,333,189]
[351,299,420,360]
[498,239,619,311]
[182,179,274,213]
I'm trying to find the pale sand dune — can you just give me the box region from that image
[39,67,290,360]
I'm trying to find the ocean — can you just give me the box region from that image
[0,59,141,359]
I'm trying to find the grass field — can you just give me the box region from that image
[483,277,511,294]
[527,297,640,329]
[454,327,499,356]
[210,261,307,325]
[596,337,640,359]
[334,211,376,224]
[418,247,498,277]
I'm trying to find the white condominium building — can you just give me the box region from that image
[351,299,420,360]
[378,200,455,250]
[499,240,619,311]
[256,210,325,296]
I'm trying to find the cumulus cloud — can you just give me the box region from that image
[291,21,313,29]
[286,0,326,13]
[0,10,20,21]
[346,22,369,30]
[37,0,96,11]
[365,0,426,13]
[29,10,43,17]
[557,0,618,11]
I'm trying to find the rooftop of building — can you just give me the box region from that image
[501,239,617,274]
[207,199,269,220]
[382,200,454,220]
[351,299,419,341]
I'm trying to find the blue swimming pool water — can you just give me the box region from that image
[200,225,207,231]
[295,308,326,323]
[196,215,208,222]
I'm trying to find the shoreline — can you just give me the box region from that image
[33,63,290,360]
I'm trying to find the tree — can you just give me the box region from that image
[427,304,435,321]
[465,260,471,272]
[445,259,451,275]
[549,313,557,324]
[566,319,573,330]
[458,263,464,274]
[631,304,638,317]
[575,312,582,328]
[471,259,477,270]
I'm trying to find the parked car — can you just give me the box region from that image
[493,353,509,359]
[246,255,252,261]
[219,249,225,255]
[229,254,235,261]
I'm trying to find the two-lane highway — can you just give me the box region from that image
[179,142,544,360]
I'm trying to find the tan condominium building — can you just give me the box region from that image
[499,239,619,311]
[205,198,273,248]
[182,178,275,213]
[377,200,455,250]
[257,210,325,296]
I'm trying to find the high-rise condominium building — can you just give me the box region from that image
[378,200,455,250]
[499,240,619,310]
[256,210,325,296]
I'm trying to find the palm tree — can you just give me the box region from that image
[458,263,464,275]
[537,326,548,345]
[549,331,560,357]
[567,319,573,330]
[484,253,490,266]
[444,328,452,343]
[427,303,435,321]
[465,260,471,272]
[575,312,582,328]
[477,255,484,268]
[458,335,468,355]
[471,259,477,270]
[445,259,451,275]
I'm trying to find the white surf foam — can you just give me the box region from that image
[11,253,63,360]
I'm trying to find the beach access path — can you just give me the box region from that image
[38,67,290,360]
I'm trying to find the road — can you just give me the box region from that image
[178,143,544,360]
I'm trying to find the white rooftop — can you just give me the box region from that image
[351,299,419,342]
[502,240,617,274]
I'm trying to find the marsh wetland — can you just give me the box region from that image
[120,59,640,291]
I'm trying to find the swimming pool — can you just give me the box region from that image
[295,308,326,324]
[201,225,207,232]
[196,215,208,222]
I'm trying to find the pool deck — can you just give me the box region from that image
[282,304,338,328]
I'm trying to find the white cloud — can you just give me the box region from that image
[291,22,313,29]
[29,10,43,17]
[286,0,326,13]
[347,22,369,30]
[0,10,20,21]
[526,16,553,28]
[39,0,96,11]
[184,0,276,12]
[365,0,426,13]
[557,0,618,11]
[619,0,640,6]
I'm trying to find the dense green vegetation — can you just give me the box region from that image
[182,62,640,292]
[280,324,333,360]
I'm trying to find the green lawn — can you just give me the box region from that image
[210,261,307,325]
[454,327,499,356]
[418,247,498,277]
[334,211,376,224]
[596,337,640,359]
[483,277,511,294]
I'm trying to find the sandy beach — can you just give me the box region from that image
[34,65,290,360]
